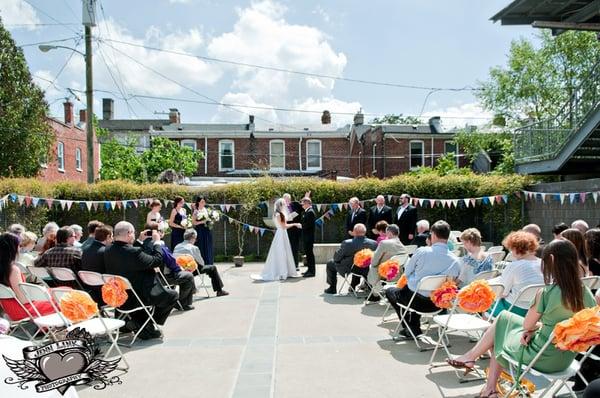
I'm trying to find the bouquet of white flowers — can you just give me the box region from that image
[180,216,193,229]
[196,208,221,229]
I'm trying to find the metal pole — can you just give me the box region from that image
[85,25,94,184]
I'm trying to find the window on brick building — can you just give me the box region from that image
[270,140,285,170]
[409,140,424,169]
[181,139,197,152]
[75,148,82,171]
[306,140,322,170]
[219,140,234,171]
[57,142,65,171]
[444,141,459,166]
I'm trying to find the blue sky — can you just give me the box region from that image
[2,0,537,129]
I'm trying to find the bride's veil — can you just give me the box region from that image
[273,198,288,221]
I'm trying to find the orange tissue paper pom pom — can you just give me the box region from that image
[176,254,198,272]
[353,249,374,268]
[431,280,459,309]
[60,290,98,323]
[378,260,400,281]
[397,274,408,288]
[457,279,496,313]
[101,277,128,308]
[554,306,600,352]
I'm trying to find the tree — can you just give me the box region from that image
[477,30,600,124]
[0,18,53,177]
[370,114,421,124]
[453,129,515,174]
[141,137,202,181]
[99,137,144,182]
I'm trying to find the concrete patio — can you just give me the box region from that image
[78,263,494,398]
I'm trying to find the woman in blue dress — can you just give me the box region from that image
[168,196,188,250]
[192,196,214,266]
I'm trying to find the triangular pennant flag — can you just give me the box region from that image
[31,197,39,207]
[593,192,599,204]
[86,201,93,211]
[430,200,436,208]
[9,193,17,202]
[259,228,266,236]
[482,197,490,205]
[495,195,503,204]
[465,199,471,208]
[515,191,521,198]
[249,226,254,233]
[24,196,32,207]
[502,195,508,204]
[110,201,117,210]
[163,199,169,207]
[17,195,25,205]
[488,196,496,205]
[92,202,99,211]
[470,198,476,207]
[569,193,577,204]
[412,198,419,206]
[65,201,73,211]
[116,201,122,209]
[560,194,566,205]
[387,195,392,202]
[540,193,546,203]
[104,201,111,210]
[580,192,586,204]
[220,205,226,212]
[58,200,66,210]
[133,200,139,208]
[46,198,54,208]
[441,200,448,208]
[315,218,323,227]
[418,199,424,207]
[451,199,458,208]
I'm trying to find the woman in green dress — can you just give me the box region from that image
[447,239,596,397]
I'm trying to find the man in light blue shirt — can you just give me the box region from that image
[385,220,460,337]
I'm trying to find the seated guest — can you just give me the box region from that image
[173,229,229,297]
[81,225,113,273]
[34,222,59,252]
[70,224,84,248]
[142,224,196,310]
[0,233,56,321]
[365,224,406,302]
[572,219,590,234]
[7,224,25,238]
[385,220,460,337]
[324,224,376,294]
[457,228,493,286]
[560,228,589,276]
[40,232,56,254]
[447,240,596,398]
[80,220,104,251]
[552,222,568,239]
[373,220,389,245]
[411,220,430,247]
[489,231,543,317]
[584,228,600,276]
[34,226,82,271]
[104,221,178,340]
[522,223,544,257]
[17,231,37,268]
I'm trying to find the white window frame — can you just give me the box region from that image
[409,140,424,169]
[180,139,197,152]
[269,140,285,170]
[75,147,82,171]
[444,140,459,166]
[218,140,235,171]
[306,139,322,170]
[57,142,65,172]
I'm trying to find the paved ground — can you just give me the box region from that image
[78,263,493,398]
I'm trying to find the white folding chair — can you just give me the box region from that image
[364,253,409,304]
[505,284,546,315]
[450,231,462,241]
[195,272,211,298]
[18,282,68,342]
[25,265,52,287]
[155,268,184,310]
[101,274,160,347]
[50,288,129,372]
[473,269,501,281]
[338,268,363,298]
[47,267,85,290]
[429,283,505,382]
[581,275,600,290]
[487,246,504,253]
[0,284,35,339]
[405,245,418,255]
[486,251,506,265]
[391,275,451,351]
[78,270,113,315]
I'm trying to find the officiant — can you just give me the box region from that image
[283,193,303,270]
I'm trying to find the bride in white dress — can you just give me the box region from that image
[251,198,302,281]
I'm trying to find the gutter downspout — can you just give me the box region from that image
[431,136,434,167]
[204,136,208,175]
[299,136,303,173]
[372,143,377,175]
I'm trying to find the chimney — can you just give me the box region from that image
[63,101,74,125]
[169,108,180,124]
[321,110,331,125]
[428,116,442,134]
[102,98,114,120]
[249,115,255,124]
[353,110,364,126]
[79,109,87,124]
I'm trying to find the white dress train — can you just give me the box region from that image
[251,216,300,281]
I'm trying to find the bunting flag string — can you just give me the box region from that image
[220,214,275,236]
[521,189,600,205]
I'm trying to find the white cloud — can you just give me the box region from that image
[0,0,40,30]
[211,92,278,124]
[312,5,330,24]
[286,97,361,127]
[422,102,493,130]
[32,70,62,99]
[169,0,192,3]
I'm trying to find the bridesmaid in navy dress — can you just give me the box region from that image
[192,196,214,265]
[168,196,187,251]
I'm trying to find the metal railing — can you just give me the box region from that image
[514,60,600,164]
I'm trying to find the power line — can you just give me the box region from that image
[5,23,80,27]
[99,37,480,92]
[17,36,81,48]
[21,0,81,35]
[42,37,83,92]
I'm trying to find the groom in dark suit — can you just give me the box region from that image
[283,193,303,270]
[300,197,316,277]
[395,193,418,245]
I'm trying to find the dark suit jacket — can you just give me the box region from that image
[286,201,303,238]
[81,240,107,274]
[345,207,367,236]
[367,205,393,232]
[104,240,163,302]
[411,232,429,248]
[395,205,418,244]
[301,207,316,243]
[333,236,377,275]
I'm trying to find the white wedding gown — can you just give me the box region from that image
[251,216,300,281]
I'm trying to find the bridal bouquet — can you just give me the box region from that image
[158,220,171,234]
[180,216,193,229]
[196,208,221,229]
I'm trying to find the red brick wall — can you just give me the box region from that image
[39,118,99,183]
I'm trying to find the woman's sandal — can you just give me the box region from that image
[445,358,476,375]
[478,390,498,398]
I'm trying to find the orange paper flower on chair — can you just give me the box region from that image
[176,254,198,272]
[60,290,98,323]
[353,249,374,268]
[378,260,399,281]
[101,277,128,308]
[554,306,600,352]
[397,274,408,288]
[430,280,458,309]
[457,279,496,313]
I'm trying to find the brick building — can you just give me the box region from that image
[39,101,100,183]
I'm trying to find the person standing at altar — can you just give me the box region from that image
[192,196,214,266]
[395,193,417,245]
[345,197,367,239]
[168,196,188,251]
[367,195,393,239]
[283,193,303,270]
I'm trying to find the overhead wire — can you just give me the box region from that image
[21,0,82,35]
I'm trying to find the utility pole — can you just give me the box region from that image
[83,0,97,183]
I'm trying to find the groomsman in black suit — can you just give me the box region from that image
[345,197,367,238]
[284,193,303,270]
[395,193,418,245]
[367,195,393,238]
[300,197,316,277]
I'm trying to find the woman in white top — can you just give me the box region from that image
[490,230,543,317]
[457,228,493,286]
